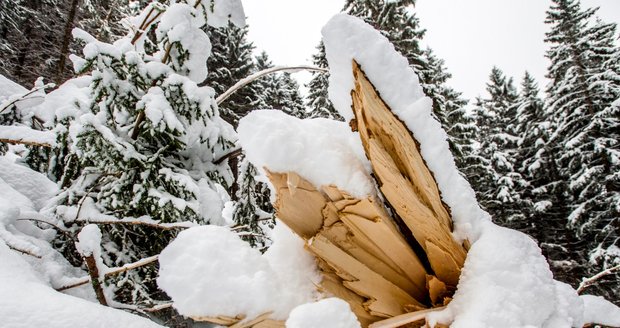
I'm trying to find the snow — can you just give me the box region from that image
[581,295,620,327]
[0,156,57,210]
[157,3,212,82]
[206,0,246,28]
[285,298,361,328]
[157,223,320,320]
[0,240,163,328]
[0,155,161,327]
[425,223,586,328]
[75,224,104,260]
[0,73,27,98]
[238,110,373,198]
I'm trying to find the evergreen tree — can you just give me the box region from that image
[205,22,260,127]
[306,42,343,120]
[55,0,239,306]
[536,0,620,299]
[232,157,275,249]
[470,67,525,226]
[512,72,549,231]
[417,48,477,174]
[0,0,133,86]
[253,52,306,118]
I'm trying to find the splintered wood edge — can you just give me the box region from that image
[308,235,426,318]
[351,60,451,228]
[350,60,467,285]
[191,315,244,325]
[367,306,447,328]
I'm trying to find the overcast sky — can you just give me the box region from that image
[243,0,620,101]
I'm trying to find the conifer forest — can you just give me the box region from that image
[0,0,619,327]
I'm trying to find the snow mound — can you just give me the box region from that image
[238,110,373,198]
[157,223,320,320]
[0,241,163,328]
[285,298,361,328]
[0,74,27,98]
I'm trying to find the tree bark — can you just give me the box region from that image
[56,0,81,84]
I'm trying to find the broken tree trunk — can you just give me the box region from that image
[263,60,468,327]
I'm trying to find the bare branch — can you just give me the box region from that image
[216,65,328,105]
[57,255,159,291]
[214,148,242,165]
[143,302,173,313]
[577,264,620,294]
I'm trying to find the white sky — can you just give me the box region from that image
[243,0,620,101]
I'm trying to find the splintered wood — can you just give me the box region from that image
[264,61,468,327]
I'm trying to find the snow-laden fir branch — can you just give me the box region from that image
[216,65,328,105]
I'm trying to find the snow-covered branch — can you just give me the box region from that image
[78,218,196,231]
[0,125,57,148]
[577,264,620,294]
[216,65,328,105]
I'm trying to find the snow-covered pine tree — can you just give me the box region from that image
[205,21,260,127]
[306,42,343,120]
[253,51,306,118]
[55,0,243,306]
[510,72,548,233]
[0,0,134,86]
[541,0,620,299]
[232,157,275,248]
[470,67,525,226]
[0,0,28,69]
[417,48,477,175]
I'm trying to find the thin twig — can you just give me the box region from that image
[0,84,54,114]
[577,264,620,294]
[143,302,173,313]
[7,244,42,259]
[57,255,159,291]
[17,218,73,239]
[214,148,242,165]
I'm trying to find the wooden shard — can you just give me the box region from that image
[244,60,471,328]
[308,235,425,318]
[351,60,466,287]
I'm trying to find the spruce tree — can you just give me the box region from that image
[253,51,306,118]
[232,156,275,248]
[205,22,260,127]
[512,72,548,232]
[470,67,525,226]
[306,42,343,120]
[55,0,241,306]
[538,0,620,299]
